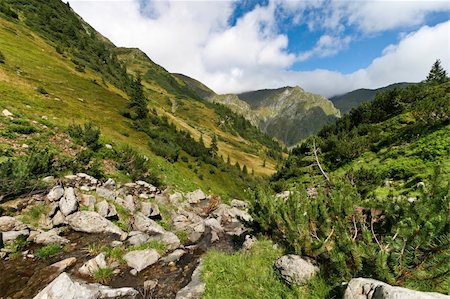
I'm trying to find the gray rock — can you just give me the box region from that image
[275,255,319,285]
[186,189,206,204]
[173,211,205,243]
[42,176,55,183]
[343,278,450,299]
[79,195,96,211]
[0,216,27,232]
[132,213,165,235]
[48,202,59,218]
[2,229,29,243]
[161,249,186,263]
[2,109,13,117]
[103,178,116,190]
[169,192,183,203]
[59,188,78,216]
[127,232,150,246]
[96,200,109,218]
[147,232,180,251]
[96,187,116,200]
[107,204,117,218]
[33,272,138,299]
[47,186,64,202]
[111,241,123,247]
[79,253,108,277]
[35,229,69,245]
[105,144,113,150]
[242,235,257,251]
[124,249,160,272]
[230,199,247,209]
[66,211,124,236]
[140,202,160,219]
[124,195,135,213]
[175,261,205,299]
[52,211,65,227]
[144,280,158,292]
[204,218,223,232]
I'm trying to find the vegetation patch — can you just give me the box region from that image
[93,267,114,284]
[36,243,61,259]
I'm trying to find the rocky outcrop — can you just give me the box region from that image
[66,211,124,236]
[343,278,450,299]
[275,255,319,285]
[33,272,138,299]
[123,249,160,272]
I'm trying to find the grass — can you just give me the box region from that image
[36,243,61,259]
[93,267,114,284]
[5,235,29,259]
[202,240,331,299]
[20,203,48,228]
[128,240,168,255]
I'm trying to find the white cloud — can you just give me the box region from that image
[65,0,450,97]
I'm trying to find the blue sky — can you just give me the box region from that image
[67,0,450,97]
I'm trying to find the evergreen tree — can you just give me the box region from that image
[262,159,266,167]
[209,134,218,158]
[199,134,205,147]
[242,164,248,174]
[426,59,449,84]
[128,76,148,119]
[227,155,231,165]
[235,161,241,171]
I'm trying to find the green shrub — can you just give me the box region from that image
[93,267,113,284]
[0,50,5,64]
[8,124,36,135]
[5,235,30,257]
[68,122,100,151]
[37,86,48,95]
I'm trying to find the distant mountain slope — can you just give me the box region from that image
[172,73,216,99]
[209,86,340,146]
[330,82,413,114]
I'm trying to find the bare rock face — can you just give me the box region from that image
[123,249,160,272]
[343,278,450,299]
[59,187,78,216]
[66,211,124,236]
[33,272,138,299]
[0,216,27,232]
[275,255,319,285]
[175,261,205,299]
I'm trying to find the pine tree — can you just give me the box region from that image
[128,76,148,119]
[426,59,449,84]
[242,164,248,174]
[227,155,230,165]
[209,134,218,158]
[235,161,241,171]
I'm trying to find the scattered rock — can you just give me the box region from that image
[169,192,183,203]
[2,109,13,117]
[242,235,257,251]
[173,211,205,243]
[147,231,180,250]
[105,144,113,150]
[59,187,78,216]
[204,218,223,233]
[0,216,27,232]
[96,200,109,218]
[66,211,124,236]
[343,278,450,299]
[33,272,138,299]
[52,211,65,227]
[124,249,160,272]
[79,253,108,277]
[143,280,158,292]
[132,213,165,235]
[140,202,160,219]
[103,178,115,190]
[111,240,123,247]
[79,195,96,210]
[2,229,29,243]
[230,199,247,209]
[275,255,319,285]
[130,269,138,276]
[123,195,135,213]
[96,187,116,200]
[42,176,55,183]
[186,189,206,204]
[35,229,69,245]
[175,261,205,299]
[127,231,150,246]
[161,249,185,263]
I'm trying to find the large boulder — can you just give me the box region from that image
[140,202,160,219]
[35,229,69,245]
[33,272,138,299]
[127,231,150,246]
[175,261,205,299]
[132,213,165,235]
[2,229,29,243]
[59,188,78,216]
[0,216,27,232]
[186,189,206,204]
[147,231,180,250]
[123,249,160,272]
[66,211,124,236]
[343,278,450,299]
[47,186,65,202]
[275,255,319,285]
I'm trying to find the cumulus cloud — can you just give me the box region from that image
[65,0,450,97]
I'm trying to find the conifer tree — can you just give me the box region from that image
[242,164,248,174]
[209,134,218,158]
[128,75,148,119]
[227,155,231,165]
[426,59,449,84]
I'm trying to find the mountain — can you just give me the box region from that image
[172,73,217,99]
[0,0,282,201]
[330,82,413,114]
[208,86,340,146]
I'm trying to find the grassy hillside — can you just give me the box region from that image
[172,73,216,99]
[0,0,281,201]
[330,82,413,114]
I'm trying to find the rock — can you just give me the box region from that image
[96,200,109,218]
[105,144,113,150]
[123,195,135,213]
[49,202,59,218]
[80,186,91,192]
[230,199,247,209]
[59,187,78,216]
[130,269,138,276]
[79,195,96,210]
[161,249,185,263]
[228,207,253,223]
[175,261,205,299]
[79,253,107,276]
[140,202,161,219]
[132,213,165,235]
[124,249,160,272]
[144,280,158,292]
[47,186,64,202]
[186,189,206,204]
[35,229,69,245]
[169,192,183,203]
[275,255,319,285]
[96,187,116,200]
[127,232,150,246]
[147,232,180,250]
[33,272,138,299]
[111,240,123,247]
[2,229,29,243]
[66,211,124,236]
[52,211,65,227]
[242,235,257,251]
[2,109,13,117]
[42,176,55,183]
[103,178,115,190]
[173,211,205,243]
[343,278,450,299]
[204,218,223,233]
[0,216,27,232]
[107,204,117,219]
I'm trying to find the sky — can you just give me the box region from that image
[64,0,450,97]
